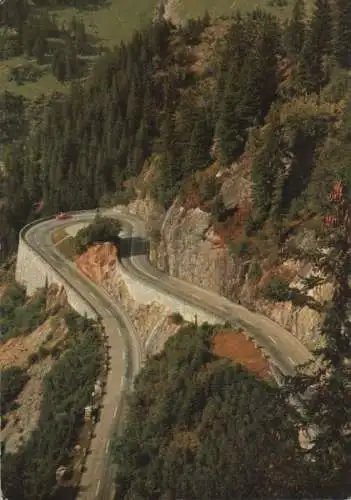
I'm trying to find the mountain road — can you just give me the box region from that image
[22,209,312,499]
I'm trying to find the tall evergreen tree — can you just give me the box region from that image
[286,0,306,58]
[32,33,47,64]
[251,114,283,219]
[311,0,332,56]
[296,0,332,92]
[184,109,212,176]
[215,66,243,166]
[297,28,323,93]
[333,0,351,68]
[284,100,351,498]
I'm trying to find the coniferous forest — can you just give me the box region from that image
[0,0,351,498]
[0,0,350,259]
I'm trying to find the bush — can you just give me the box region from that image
[263,276,291,301]
[170,312,183,325]
[1,366,29,415]
[8,64,43,85]
[150,228,162,243]
[229,239,253,258]
[50,345,61,359]
[28,352,39,364]
[199,177,218,203]
[248,261,263,282]
[75,215,122,255]
[99,188,136,207]
[245,212,266,236]
[0,285,47,342]
[38,346,50,359]
[210,195,226,220]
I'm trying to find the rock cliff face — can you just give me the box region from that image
[75,244,181,355]
[74,244,272,377]
[124,165,332,351]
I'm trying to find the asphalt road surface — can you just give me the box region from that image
[23,209,312,499]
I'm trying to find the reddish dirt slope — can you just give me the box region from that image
[75,243,117,284]
[213,330,271,380]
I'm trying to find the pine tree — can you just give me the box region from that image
[296,0,332,92]
[240,14,279,121]
[297,29,323,93]
[51,49,65,82]
[184,110,212,176]
[333,0,351,68]
[286,0,306,58]
[284,101,351,498]
[215,13,246,114]
[203,9,211,28]
[74,19,87,54]
[251,116,283,218]
[311,0,332,56]
[64,40,78,80]
[215,64,243,166]
[32,34,47,64]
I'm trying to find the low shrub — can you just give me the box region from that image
[229,239,253,258]
[170,312,184,325]
[248,261,263,282]
[1,366,29,415]
[0,285,47,342]
[75,215,122,255]
[262,276,291,301]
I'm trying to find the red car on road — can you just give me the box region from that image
[55,212,71,220]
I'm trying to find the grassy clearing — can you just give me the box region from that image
[0,57,66,99]
[175,0,314,22]
[0,0,157,98]
[56,236,76,261]
[50,0,158,49]
[52,227,69,245]
[1,0,313,99]
[177,0,312,19]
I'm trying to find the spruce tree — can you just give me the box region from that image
[184,110,212,176]
[333,0,351,68]
[284,100,351,498]
[297,29,323,93]
[215,64,243,166]
[286,0,306,58]
[251,115,283,219]
[296,0,332,92]
[32,34,47,65]
[311,0,332,56]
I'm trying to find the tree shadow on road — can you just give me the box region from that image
[51,485,82,500]
[119,237,149,259]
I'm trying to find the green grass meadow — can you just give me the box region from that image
[51,0,158,49]
[1,0,313,99]
[177,0,292,22]
[0,0,158,98]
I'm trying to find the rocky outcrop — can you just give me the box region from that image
[0,284,69,453]
[151,202,237,294]
[118,164,332,350]
[74,244,274,376]
[76,244,181,354]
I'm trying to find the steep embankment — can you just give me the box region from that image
[75,242,273,378]
[0,284,68,453]
[116,156,334,352]
[76,243,181,355]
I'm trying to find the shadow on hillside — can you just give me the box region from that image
[49,0,111,13]
[52,485,81,500]
[119,236,149,259]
